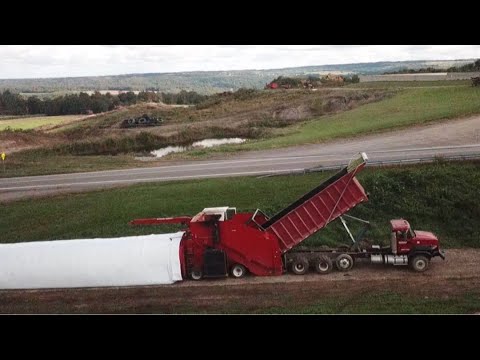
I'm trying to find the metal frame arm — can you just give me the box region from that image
[342,214,371,225]
[129,216,192,226]
[339,215,371,248]
[246,209,270,230]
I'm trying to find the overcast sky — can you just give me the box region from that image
[0,45,478,79]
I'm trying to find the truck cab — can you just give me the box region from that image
[390,219,445,271]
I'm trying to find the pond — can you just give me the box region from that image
[150,138,246,158]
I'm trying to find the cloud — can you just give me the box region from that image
[0,45,478,79]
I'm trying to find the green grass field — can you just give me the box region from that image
[162,84,480,159]
[232,85,480,150]
[0,151,144,178]
[0,115,84,130]
[1,161,479,249]
[2,278,478,314]
[236,290,480,314]
[2,277,478,314]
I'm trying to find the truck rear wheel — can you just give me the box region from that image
[335,254,354,271]
[190,270,203,280]
[314,255,333,274]
[291,257,309,275]
[231,264,247,278]
[410,255,429,272]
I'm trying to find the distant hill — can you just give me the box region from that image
[0,59,474,94]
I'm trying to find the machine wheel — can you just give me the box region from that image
[231,264,247,278]
[291,257,309,275]
[314,255,333,274]
[335,254,354,271]
[190,270,203,280]
[410,255,430,272]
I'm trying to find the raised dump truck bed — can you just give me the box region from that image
[262,153,369,253]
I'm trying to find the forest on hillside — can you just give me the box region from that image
[0,59,473,94]
[384,59,480,75]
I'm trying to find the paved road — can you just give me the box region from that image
[1,115,480,202]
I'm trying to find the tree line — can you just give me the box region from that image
[448,59,480,72]
[0,90,208,116]
[265,74,359,89]
[384,59,480,75]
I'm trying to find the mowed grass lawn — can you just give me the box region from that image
[237,85,480,150]
[0,152,144,178]
[1,161,479,249]
[0,115,85,130]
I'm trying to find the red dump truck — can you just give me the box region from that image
[130,152,445,279]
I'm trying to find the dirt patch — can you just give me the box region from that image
[322,96,348,112]
[0,131,62,153]
[273,104,313,121]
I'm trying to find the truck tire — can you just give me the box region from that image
[335,254,354,271]
[410,255,429,272]
[231,264,247,278]
[190,270,203,280]
[291,257,309,275]
[314,255,333,274]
